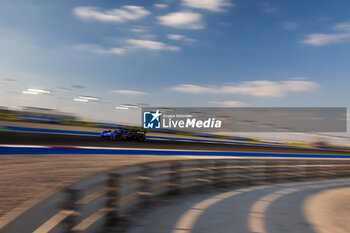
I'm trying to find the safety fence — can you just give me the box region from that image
[2,158,350,233]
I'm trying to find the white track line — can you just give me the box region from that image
[33,210,75,233]
[171,186,269,233]
[247,180,350,233]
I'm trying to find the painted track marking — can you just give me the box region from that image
[248,180,350,233]
[171,186,269,233]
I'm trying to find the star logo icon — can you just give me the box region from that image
[143,109,162,129]
[151,109,162,122]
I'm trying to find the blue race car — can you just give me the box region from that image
[100,128,146,142]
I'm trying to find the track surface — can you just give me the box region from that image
[126,178,350,233]
[1,131,349,155]
[1,130,349,227]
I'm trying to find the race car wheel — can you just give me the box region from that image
[138,135,146,142]
[114,133,122,141]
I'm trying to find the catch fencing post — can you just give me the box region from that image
[168,162,181,195]
[212,160,226,187]
[105,172,120,228]
[62,188,81,233]
[139,165,153,205]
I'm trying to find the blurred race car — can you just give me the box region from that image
[100,128,146,142]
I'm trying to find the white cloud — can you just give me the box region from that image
[154,4,168,8]
[167,34,185,40]
[333,22,350,31]
[209,100,248,107]
[302,34,350,46]
[112,89,147,95]
[143,34,157,39]
[281,22,298,30]
[170,79,319,97]
[126,39,181,51]
[167,34,197,42]
[130,26,148,33]
[74,6,150,23]
[167,34,197,43]
[185,38,197,42]
[74,44,126,55]
[106,48,126,54]
[182,0,233,12]
[258,2,279,14]
[302,22,350,46]
[157,11,204,29]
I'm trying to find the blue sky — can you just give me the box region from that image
[1,0,350,123]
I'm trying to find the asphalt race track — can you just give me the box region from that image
[1,131,350,155]
[125,178,350,233]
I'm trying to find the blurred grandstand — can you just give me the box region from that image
[0,106,349,150]
[0,106,76,123]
